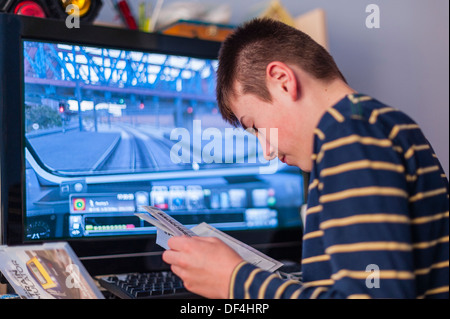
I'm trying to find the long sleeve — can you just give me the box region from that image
[228,94,449,299]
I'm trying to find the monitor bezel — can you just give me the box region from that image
[0,14,303,275]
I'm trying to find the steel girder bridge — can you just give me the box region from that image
[23,40,218,128]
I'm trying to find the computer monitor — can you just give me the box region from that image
[0,14,304,276]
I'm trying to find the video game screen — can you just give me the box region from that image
[22,39,304,241]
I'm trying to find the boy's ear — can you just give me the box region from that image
[266,61,299,101]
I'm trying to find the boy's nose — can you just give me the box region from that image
[257,129,278,161]
[264,149,277,161]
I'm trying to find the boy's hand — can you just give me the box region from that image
[162,236,244,299]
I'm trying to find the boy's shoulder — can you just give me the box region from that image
[316,93,418,140]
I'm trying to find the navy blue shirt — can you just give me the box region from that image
[229,94,449,299]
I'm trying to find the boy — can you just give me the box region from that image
[162,18,449,299]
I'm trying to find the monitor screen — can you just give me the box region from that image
[22,39,304,242]
[0,14,304,275]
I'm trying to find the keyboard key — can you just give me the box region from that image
[134,290,151,298]
[151,288,163,296]
[98,270,197,299]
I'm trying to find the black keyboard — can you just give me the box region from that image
[98,271,200,299]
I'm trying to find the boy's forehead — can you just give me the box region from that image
[230,81,243,102]
[227,82,244,111]
[228,89,250,116]
[229,81,258,106]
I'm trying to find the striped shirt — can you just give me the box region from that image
[230,94,449,299]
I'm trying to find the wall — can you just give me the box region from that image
[97,0,449,176]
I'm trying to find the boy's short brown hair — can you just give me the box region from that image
[216,18,346,127]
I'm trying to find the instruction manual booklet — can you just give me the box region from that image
[0,242,104,299]
[135,206,283,272]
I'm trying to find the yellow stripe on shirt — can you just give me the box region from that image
[406,165,441,182]
[424,286,449,296]
[320,160,405,178]
[320,213,410,230]
[347,294,372,299]
[257,274,279,299]
[305,205,323,216]
[320,186,408,204]
[229,261,248,299]
[369,107,396,124]
[310,286,329,299]
[327,108,345,123]
[308,179,320,191]
[409,187,447,202]
[316,135,393,163]
[326,241,412,254]
[412,211,449,225]
[302,254,330,264]
[274,280,301,299]
[404,144,431,160]
[331,269,415,281]
[389,124,420,140]
[319,211,447,231]
[348,94,373,104]
[414,260,449,276]
[412,236,449,250]
[244,268,263,299]
[314,128,326,140]
[303,230,324,240]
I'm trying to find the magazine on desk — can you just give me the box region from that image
[0,242,104,299]
[135,206,284,272]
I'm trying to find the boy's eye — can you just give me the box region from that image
[241,120,258,135]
